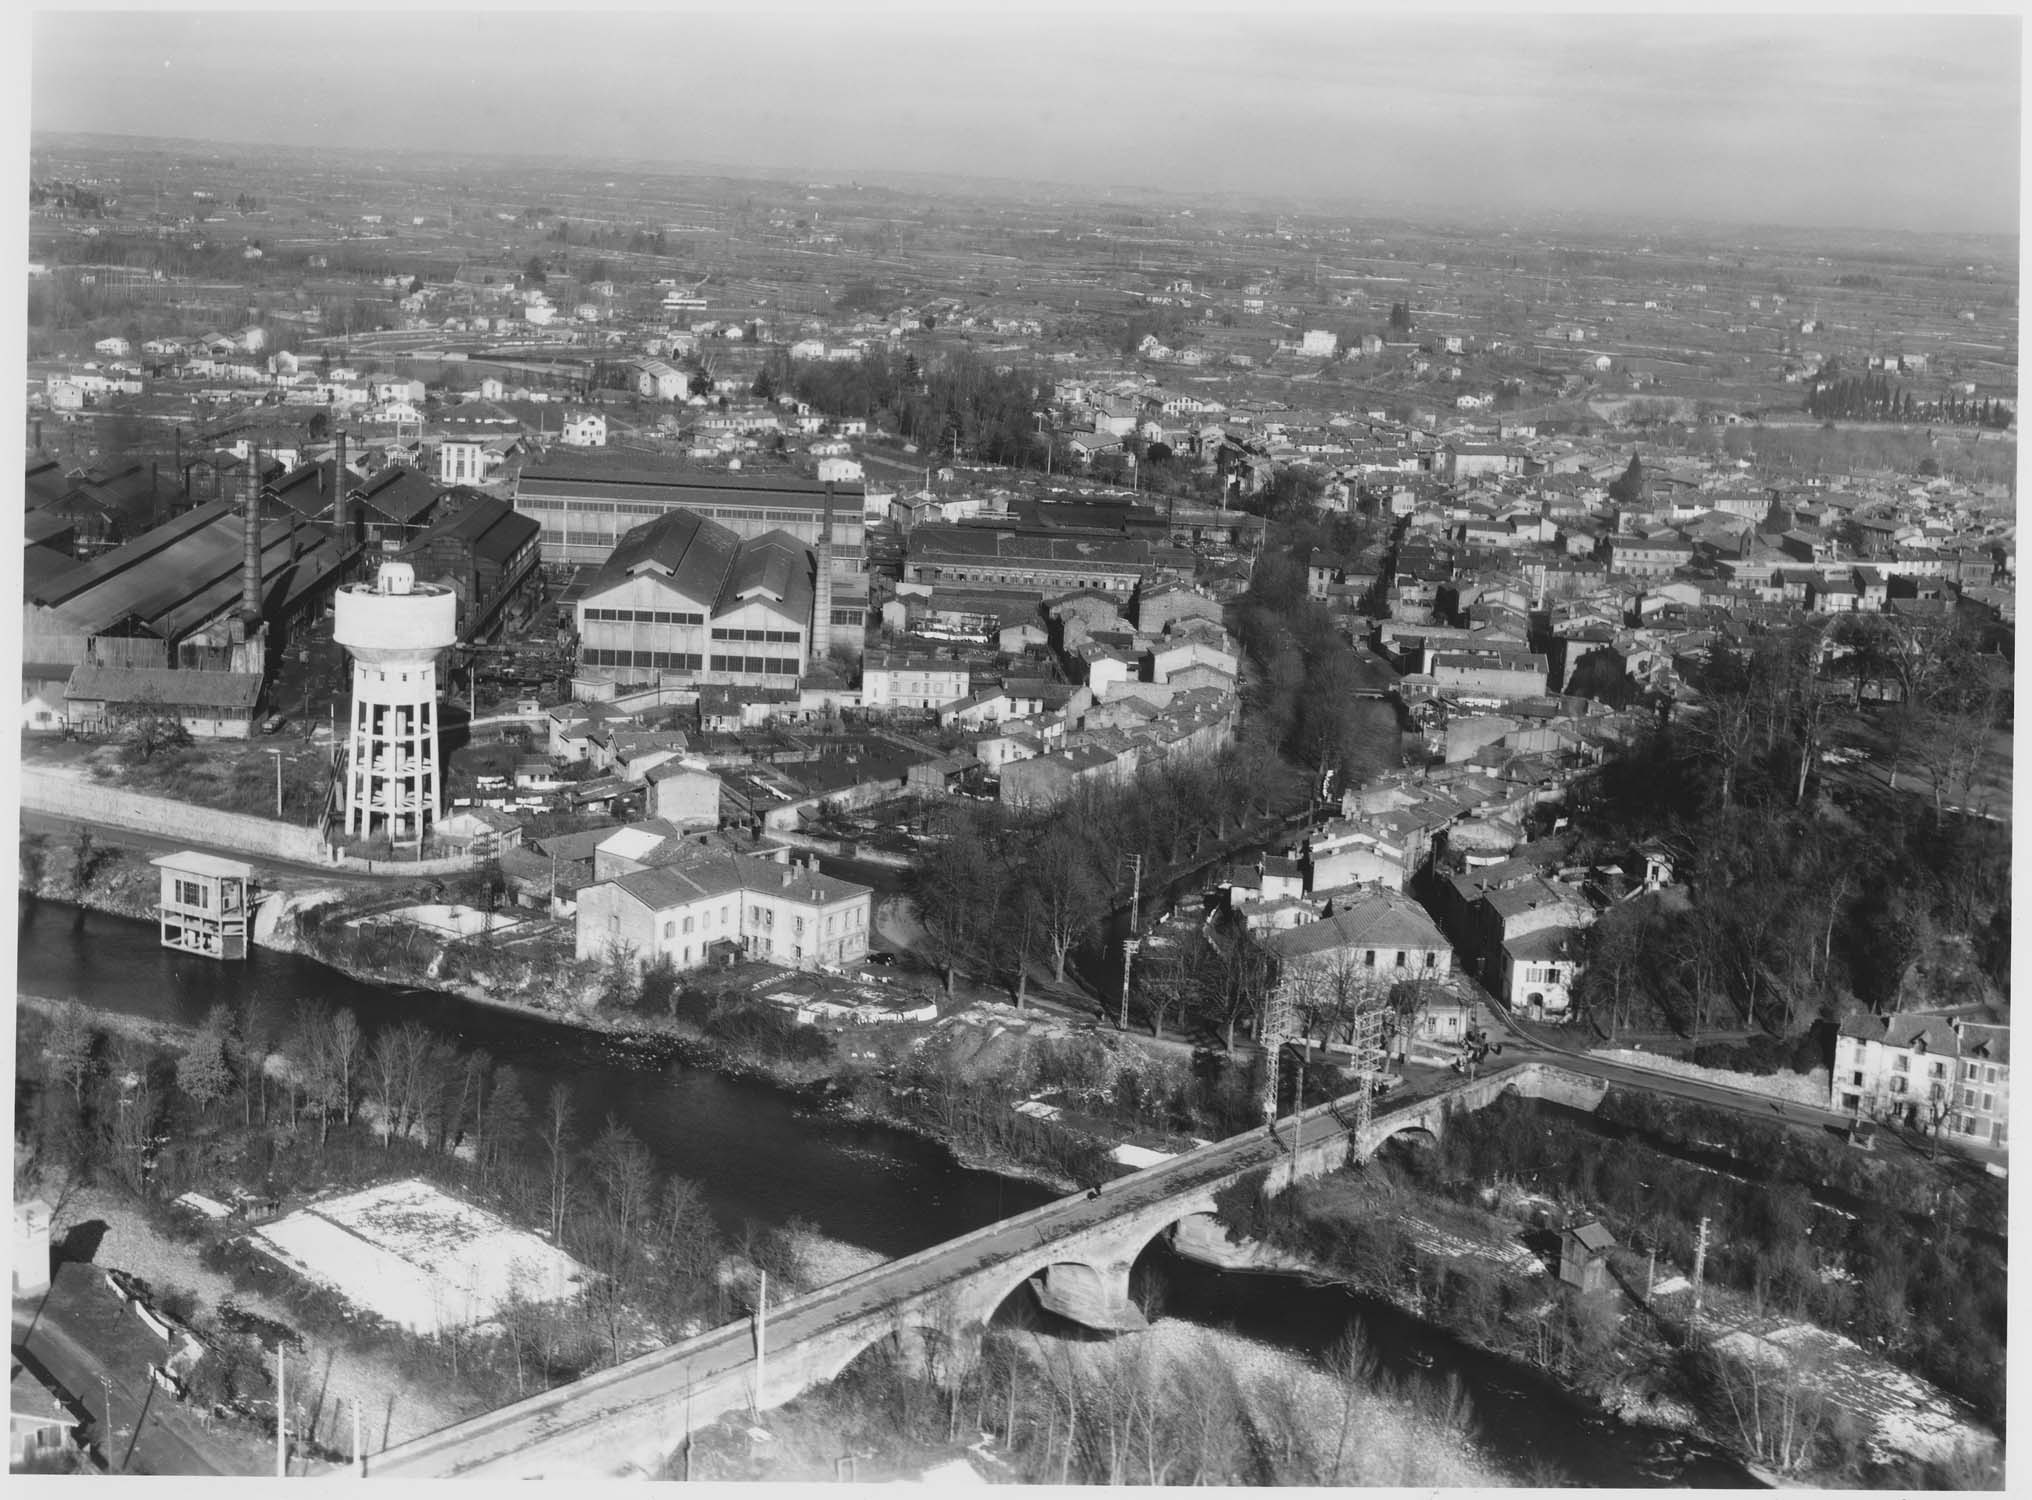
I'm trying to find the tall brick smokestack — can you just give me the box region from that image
[813,481,835,667]
[241,444,264,628]
[335,429,352,542]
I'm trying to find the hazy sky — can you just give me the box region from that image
[28,5,2024,234]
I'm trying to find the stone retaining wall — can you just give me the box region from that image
[21,767,330,863]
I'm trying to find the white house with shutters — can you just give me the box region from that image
[1833,1011,2009,1152]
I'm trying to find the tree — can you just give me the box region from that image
[1027,822,1104,983]
[367,1021,434,1145]
[68,827,100,901]
[1608,452,1646,507]
[481,1065,531,1184]
[912,805,1002,995]
[522,255,547,285]
[42,1001,97,1105]
[543,1082,577,1242]
[330,1008,362,1126]
[653,1174,722,1307]
[229,990,276,1126]
[176,1004,235,1115]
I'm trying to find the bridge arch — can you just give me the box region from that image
[1377,1122,1439,1150]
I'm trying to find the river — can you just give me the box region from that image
[14,898,1054,1252]
[16,898,1756,1486]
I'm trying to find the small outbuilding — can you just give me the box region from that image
[1558,1217,1617,1294]
[150,851,254,959]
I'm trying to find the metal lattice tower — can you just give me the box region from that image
[1343,1001,1388,1147]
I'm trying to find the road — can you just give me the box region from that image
[1466,989,2007,1170]
[367,1078,1398,1477]
[12,1291,257,1476]
[19,809,382,892]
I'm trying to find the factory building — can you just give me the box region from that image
[22,489,355,674]
[573,503,835,690]
[512,454,867,633]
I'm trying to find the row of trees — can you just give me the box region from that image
[1806,372,2014,429]
[1230,533,1402,799]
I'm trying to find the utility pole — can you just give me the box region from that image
[99,1374,114,1473]
[275,1343,287,1478]
[1690,1215,1710,1341]
[1119,937,1136,1031]
[1289,1052,1303,1191]
[269,747,284,819]
[753,1269,767,1414]
[1125,853,1143,935]
[353,1400,363,1478]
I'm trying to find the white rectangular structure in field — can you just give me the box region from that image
[255,1178,583,1335]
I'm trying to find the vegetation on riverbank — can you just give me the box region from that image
[667,1310,1505,1485]
[13,997,825,1429]
[1212,1089,2004,1485]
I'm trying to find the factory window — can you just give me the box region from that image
[683,916,694,934]
[1363,950,1375,968]
[1426,952,1438,968]
[173,879,208,908]
[794,917,804,937]
[663,921,674,939]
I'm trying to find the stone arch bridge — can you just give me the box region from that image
[367,1061,1605,1478]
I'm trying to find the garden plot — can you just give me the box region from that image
[254,1178,584,1336]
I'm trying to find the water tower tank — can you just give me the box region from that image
[333,561,459,848]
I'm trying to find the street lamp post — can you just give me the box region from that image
[266,747,285,819]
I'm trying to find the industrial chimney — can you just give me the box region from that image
[812,481,835,666]
[335,429,349,526]
[241,445,265,629]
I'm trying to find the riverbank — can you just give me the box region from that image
[1224,1151,1999,1487]
[679,1300,1509,1486]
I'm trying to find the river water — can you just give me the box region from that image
[16,899,1755,1486]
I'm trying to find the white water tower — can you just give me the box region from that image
[333,561,458,848]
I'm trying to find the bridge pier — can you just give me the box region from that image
[1031,1260,1148,1332]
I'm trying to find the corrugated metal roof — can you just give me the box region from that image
[716,530,813,622]
[591,506,743,607]
[66,664,262,710]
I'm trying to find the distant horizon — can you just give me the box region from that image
[27,125,2022,254]
[29,10,2022,239]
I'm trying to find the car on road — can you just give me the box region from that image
[866,950,898,967]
